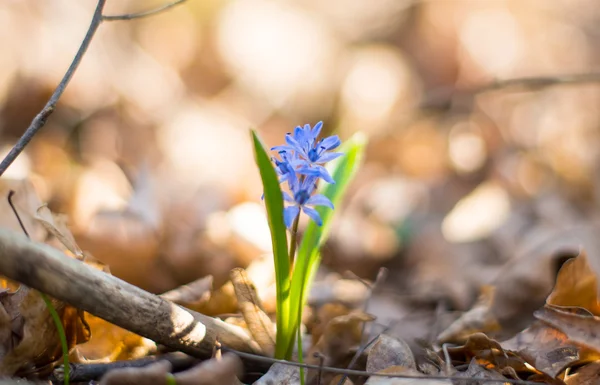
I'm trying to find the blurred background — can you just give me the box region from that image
[1,0,600,341]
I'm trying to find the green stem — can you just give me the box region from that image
[288,213,301,266]
[297,304,305,385]
[40,293,70,385]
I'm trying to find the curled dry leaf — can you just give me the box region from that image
[534,306,600,354]
[437,225,593,343]
[174,353,243,385]
[99,360,172,385]
[437,285,499,343]
[160,275,214,308]
[366,334,416,373]
[546,250,600,314]
[0,287,90,377]
[502,321,582,378]
[73,313,153,363]
[230,268,275,357]
[307,311,375,385]
[35,204,83,259]
[454,357,511,382]
[307,303,352,346]
[565,361,600,385]
[446,333,530,377]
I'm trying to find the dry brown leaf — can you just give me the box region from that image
[565,361,600,385]
[446,333,530,376]
[99,360,172,385]
[366,334,416,373]
[35,204,83,259]
[307,303,352,346]
[73,313,152,363]
[0,180,46,242]
[437,285,500,343]
[160,276,213,308]
[0,288,89,377]
[194,281,238,317]
[307,311,375,385]
[230,268,274,356]
[502,320,584,378]
[547,250,600,315]
[174,353,243,385]
[534,306,600,354]
[437,224,600,343]
[454,357,511,382]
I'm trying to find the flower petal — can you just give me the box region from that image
[320,135,341,151]
[302,206,322,226]
[311,121,323,140]
[271,145,296,153]
[315,152,343,163]
[315,165,335,184]
[282,192,294,202]
[306,194,334,209]
[285,133,304,153]
[296,166,322,177]
[284,206,300,228]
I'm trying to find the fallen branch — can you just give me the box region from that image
[0,229,260,358]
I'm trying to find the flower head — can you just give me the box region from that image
[270,121,343,228]
[272,121,342,184]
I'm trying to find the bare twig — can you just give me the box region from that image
[0,0,107,177]
[0,0,188,177]
[0,229,260,358]
[102,0,187,21]
[421,72,600,111]
[221,347,542,385]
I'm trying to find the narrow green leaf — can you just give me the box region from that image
[286,132,367,358]
[250,130,291,359]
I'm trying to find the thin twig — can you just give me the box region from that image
[102,0,186,21]
[0,0,107,177]
[221,347,542,385]
[421,72,600,111]
[0,0,188,177]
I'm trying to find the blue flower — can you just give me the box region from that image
[282,175,334,228]
[272,150,299,188]
[272,122,343,184]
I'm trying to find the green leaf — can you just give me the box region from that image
[250,130,291,359]
[286,132,367,358]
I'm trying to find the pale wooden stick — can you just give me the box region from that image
[0,229,260,357]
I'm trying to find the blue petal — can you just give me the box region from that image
[293,126,306,144]
[316,152,343,163]
[302,206,322,226]
[282,192,294,202]
[320,135,341,150]
[315,165,335,184]
[296,166,322,177]
[284,206,300,228]
[285,134,304,153]
[306,194,334,209]
[271,145,295,153]
[311,121,323,140]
